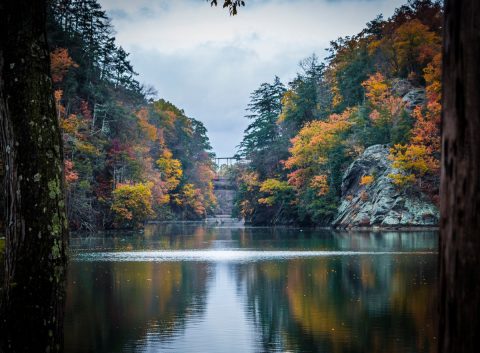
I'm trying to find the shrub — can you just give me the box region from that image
[111,182,154,228]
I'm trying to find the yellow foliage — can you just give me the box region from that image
[258,178,293,206]
[159,194,170,205]
[258,197,274,206]
[362,73,389,106]
[156,149,183,191]
[75,140,98,155]
[285,108,354,170]
[390,144,430,174]
[388,144,435,187]
[259,178,291,193]
[60,114,81,134]
[240,171,260,191]
[389,172,416,187]
[176,183,207,217]
[277,90,298,124]
[111,182,154,225]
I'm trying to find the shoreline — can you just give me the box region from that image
[68,222,439,236]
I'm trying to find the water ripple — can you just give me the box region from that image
[73,249,437,262]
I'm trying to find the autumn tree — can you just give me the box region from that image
[111,183,154,228]
[233,1,443,226]
[361,72,408,144]
[392,19,440,80]
[388,53,441,197]
[284,109,354,223]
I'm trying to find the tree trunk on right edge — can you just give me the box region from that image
[440,1,480,352]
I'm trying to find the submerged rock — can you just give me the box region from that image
[332,144,438,228]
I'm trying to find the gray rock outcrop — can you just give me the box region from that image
[390,78,426,112]
[391,78,415,97]
[402,88,426,112]
[333,144,438,228]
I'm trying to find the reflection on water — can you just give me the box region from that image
[66,224,438,353]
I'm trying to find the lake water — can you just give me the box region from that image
[66,224,438,353]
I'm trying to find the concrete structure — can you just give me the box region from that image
[206,158,245,225]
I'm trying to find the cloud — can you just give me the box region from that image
[99,0,406,156]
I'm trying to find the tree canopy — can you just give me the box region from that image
[233,0,443,225]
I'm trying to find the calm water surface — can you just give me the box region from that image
[66,224,438,353]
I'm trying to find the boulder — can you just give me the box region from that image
[332,144,438,228]
[402,88,426,112]
[391,78,414,97]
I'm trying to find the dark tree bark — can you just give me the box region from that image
[440,0,480,352]
[0,0,68,352]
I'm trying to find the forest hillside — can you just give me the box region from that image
[233,0,442,227]
[47,0,217,230]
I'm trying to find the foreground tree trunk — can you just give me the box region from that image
[0,0,68,352]
[440,0,480,352]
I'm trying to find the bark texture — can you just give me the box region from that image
[0,0,68,352]
[440,0,480,352]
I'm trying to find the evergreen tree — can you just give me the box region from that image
[238,76,286,177]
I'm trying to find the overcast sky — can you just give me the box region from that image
[99,0,406,156]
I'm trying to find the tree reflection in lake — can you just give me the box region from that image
[236,256,436,353]
[65,261,210,352]
[67,225,437,353]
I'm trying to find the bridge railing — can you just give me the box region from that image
[213,157,249,179]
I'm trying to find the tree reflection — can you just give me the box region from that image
[66,227,437,353]
[65,261,210,352]
[237,254,437,353]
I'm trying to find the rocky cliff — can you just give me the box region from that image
[333,144,439,228]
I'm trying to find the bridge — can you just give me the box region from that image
[213,156,249,180]
[206,157,247,225]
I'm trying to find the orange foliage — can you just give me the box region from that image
[285,109,353,193]
[392,19,440,75]
[64,159,79,184]
[389,53,441,191]
[54,90,65,118]
[310,175,329,196]
[136,108,157,142]
[156,149,183,191]
[50,48,78,83]
[285,109,353,171]
[362,73,405,125]
[359,175,374,186]
[410,54,441,157]
[196,163,216,185]
[286,169,308,189]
